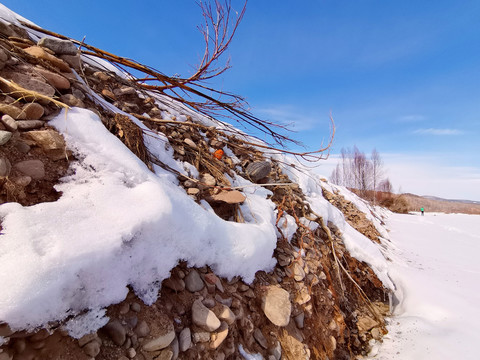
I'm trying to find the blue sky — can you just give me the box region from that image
[2,1,479,200]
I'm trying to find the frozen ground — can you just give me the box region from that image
[370,212,480,360]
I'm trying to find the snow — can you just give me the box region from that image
[370,212,480,360]
[0,108,277,335]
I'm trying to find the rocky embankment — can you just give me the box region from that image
[0,16,390,360]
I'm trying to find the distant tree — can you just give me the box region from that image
[371,148,384,204]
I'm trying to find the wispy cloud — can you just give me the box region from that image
[413,128,463,136]
[397,114,426,123]
[256,106,321,132]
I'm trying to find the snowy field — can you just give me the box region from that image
[370,212,480,360]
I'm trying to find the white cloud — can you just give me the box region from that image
[255,106,320,132]
[397,114,426,123]
[413,128,463,135]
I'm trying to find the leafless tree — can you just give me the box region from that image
[371,148,384,204]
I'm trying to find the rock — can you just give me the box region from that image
[292,262,306,281]
[114,86,136,97]
[192,299,221,332]
[0,104,26,120]
[185,269,204,292]
[93,71,111,81]
[130,302,141,312]
[202,298,215,309]
[38,37,77,55]
[126,347,136,358]
[0,72,55,99]
[0,323,13,337]
[34,67,70,90]
[59,94,85,108]
[294,287,311,306]
[262,286,291,327]
[163,276,185,292]
[0,115,17,131]
[24,46,71,72]
[184,138,197,149]
[357,316,379,333]
[156,349,173,360]
[134,320,150,338]
[142,327,175,351]
[104,320,126,346]
[21,103,45,120]
[192,331,210,343]
[14,160,45,180]
[246,161,271,182]
[214,305,235,325]
[14,176,31,187]
[201,173,216,186]
[210,322,228,349]
[0,48,9,70]
[170,336,179,360]
[209,190,246,204]
[78,333,98,347]
[294,312,305,329]
[204,273,224,292]
[0,352,12,360]
[371,327,383,340]
[187,188,200,195]
[178,327,191,352]
[60,54,82,71]
[254,328,268,349]
[83,341,100,357]
[25,129,65,152]
[16,121,44,131]
[0,20,15,37]
[102,89,116,101]
[215,295,232,307]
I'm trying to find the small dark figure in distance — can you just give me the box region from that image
[420,207,424,216]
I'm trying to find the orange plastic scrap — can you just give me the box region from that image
[213,149,224,160]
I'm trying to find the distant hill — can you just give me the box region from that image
[401,193,480,215]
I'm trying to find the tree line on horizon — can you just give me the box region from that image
[329,146,394,205]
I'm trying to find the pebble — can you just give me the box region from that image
[294,312,305,329]
[38,37,77,55]
[34,67,70,90]
[0,48,9,70]
[2,72,56,101]
[130,302,141,312]
[142,327,175,352]
[246,161,271,182]
[156,349,173,360]
[83,341,100,357]
[192,299,221,332]
[184,138,197,149]
[210,322,228,349]
[202,298,215,308]
[104,320,126,346]
[214,295,232,307]
[24,46,71,72]
[14,176,31,187]
[201,173,216,186]
[134,320,150,338]
[254,328,268,349]
[16,120,44,130]
[0,158,11,177]
[60,54,81,71]
[356,316,378,333]
[192,331,210,343]
[0,104,26,120]
[185,269,204,292]
[187,188,200,195]
[170,336,179,360]
[102,89,116,101]
[25,129,65,151]
[1,114,17,131]
[14,160,45,179]
[22,103,45,120]
[294,287,311,305]
[78,333,98,347]
[126,347,136,358]
[163,276,185,292]
[209,190,246,204]
[60,94,85,108]
[215,305,235,325]
[262,286,291,327]
[269,341,282,360]
[178,327,191,352]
